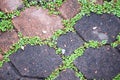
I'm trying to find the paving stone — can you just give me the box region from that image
[0,62,21,80]
[57,0,81,19]
[0,0,23,13]
[57,32,84,56]
[95,0,104,4]
[12,7,64,39]
[0,54,3,61]
[116,45,120,51]
[74,13,120,43]
[10,44,62,78]
[20,77,43,80]
[74,45,120,79]
[0,30,19,54]
[55,69,80,80]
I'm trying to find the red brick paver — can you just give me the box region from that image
[0,30,19,54]
[0,0,23,13]
[0,54,3,61]
[95,0,104,4]
[12,7,64,39]
[58,0,81,19]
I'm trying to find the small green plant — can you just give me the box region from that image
[0,10,20,32]
[111,42,118,48]
[88,40,99,48]
[23,0,64,14]
[116,33,120,41]
[0,20,13,32]
[111,33,120,48]
[113,74,120,80]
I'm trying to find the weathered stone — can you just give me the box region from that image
[12,7,64,39]
[20,77,42,80]
[74,46,120,79]
[10,44,62,78]
[95,0,104,4]
[0,0,23,13]
[74,13,120,43]
[57,32,84,56]
[55,69,80,80]
[58,0,81,19]
[116,45,120,51]
[0,54,3,61]
[0,30,19,54]
[0,62,20,80]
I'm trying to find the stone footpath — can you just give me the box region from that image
[0,0,120,80]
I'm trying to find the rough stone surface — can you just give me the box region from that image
[0,54,3,61]
[57,32,84,56]
[0,0,23,13]
[95,0,104,4]
[12,7,64,39]
[58,0,81,19]
[20,78,42,80]
[0,62,20,80]
[0,30,19,54]
[55,69,80,80]
[74,45,120,79]
[116,45,120,51]
[74,13,120,43]
[10,44,62,78]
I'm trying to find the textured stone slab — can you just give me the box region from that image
[0,62,20,80]
[0,0,23,13]
[57,32,84,56]
[12,7,64,39]
[10,44,62,78]
[0,30,19,54]
[58,0,81,19]
[95,0,104,4]
[117,45,120,51]
[74,46,120,79]
[20,78,42,80]
[0,54,3,61]
[74,13,120,43]
[55,69,80,80]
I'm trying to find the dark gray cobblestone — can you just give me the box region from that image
[20,77,43,80]
[74,45,120,79]
[10,44,62,78]
[57,32,84,56]
[0,62,20,80]
[116,45,120,51]
[55,69,80,80]
[74,13,120,43]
